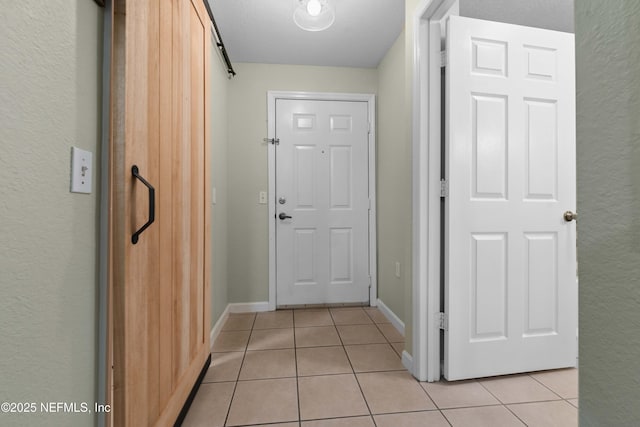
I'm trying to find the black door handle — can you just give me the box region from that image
[131,165,155,244]
[279,212,292,220]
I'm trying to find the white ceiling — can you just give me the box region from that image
[208,0,405,69]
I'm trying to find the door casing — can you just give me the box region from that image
[267,91,377,310]
[412,0,460,383]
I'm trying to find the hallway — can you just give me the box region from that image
[183,307,578,426]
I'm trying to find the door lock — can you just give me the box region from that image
[279,197,286,205]
[279,212,292,220]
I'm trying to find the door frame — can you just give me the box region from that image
[411,0,459,382]
[267,91,377,310]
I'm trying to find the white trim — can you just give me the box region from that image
[267,91,377,310]
[209,305,230,351]
[376,298,405,336]
[412,0,458,382]
[402,350,414,373]
[228,302,270,313]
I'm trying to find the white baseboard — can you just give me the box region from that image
[402,350,413,372]
[209,305,230,351]
[228,302,270,313]
[376,298,405,336]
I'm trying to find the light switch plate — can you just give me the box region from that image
[259,191,267,204]
[70,147,92,194]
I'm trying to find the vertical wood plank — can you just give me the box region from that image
[110,1,127,424]
[189,3,204,359]
[145,0,161,421]
[123,0,151,424]
[158,0,173,410]
[171,0,190,384]
[201,0,212,349]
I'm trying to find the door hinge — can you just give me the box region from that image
[440,179,449,198]
[368,198,372,210]
[263,137,280,145]
[368,122,371,134]
[440,50,447,68]
[438,312,448,330]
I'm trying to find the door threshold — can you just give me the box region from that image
[278,302,370,310]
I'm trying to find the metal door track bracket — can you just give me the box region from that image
[263,138,280,145]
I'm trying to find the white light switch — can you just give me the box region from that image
[70,147,92,194]
[395,262,401,278]
[259,191,267,204]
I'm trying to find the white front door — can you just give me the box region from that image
[275,99,370,306]
[444,16,577,380]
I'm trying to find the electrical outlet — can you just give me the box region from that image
[259,191,267,204]
[395,262,401,278]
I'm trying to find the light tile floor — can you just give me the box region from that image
[183,307,578,426]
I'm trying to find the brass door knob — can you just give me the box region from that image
[563,211,577,222]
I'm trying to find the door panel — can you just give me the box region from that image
[471,94,507,199]
[470,233,507,342]
[524,99,557,199]
[524,233,558,335]
[110,0,211,424]
[276,99,370,305]
[445,16,576,380]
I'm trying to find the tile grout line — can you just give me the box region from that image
[502,403,529,426]
[528,372,572,401]
[222,313,256,427]
[292,311,302,426]
[341,307,449,426]
[394,312,442,422]
[328,308,378,427]
[474,378,534,427]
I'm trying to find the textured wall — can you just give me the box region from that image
[210,44,230,326]
[0,1,103,426]
[226,63,378,303]
[575,1,640,425]
[377,31,410,323]
[460,0,574,33]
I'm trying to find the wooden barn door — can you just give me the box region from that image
[109,0,211,425]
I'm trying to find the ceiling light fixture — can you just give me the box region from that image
[293,0,335,32]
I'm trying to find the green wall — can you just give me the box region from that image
[0,1,103,426]
[377,31,411,324]
[575,1,640,424]
[459,0,574,33]
[226,63,378,303]
[210,45,231,326]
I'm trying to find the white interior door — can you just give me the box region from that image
[444,16,577,380]
[276,99,370,306]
